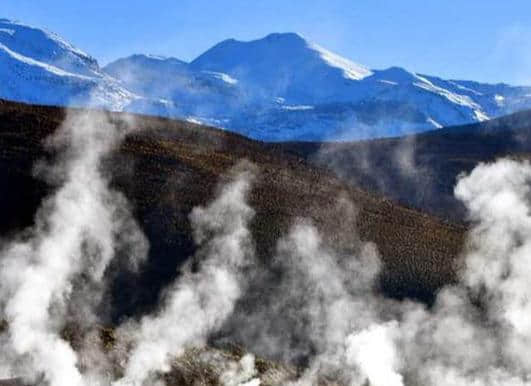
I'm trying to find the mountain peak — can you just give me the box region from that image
[103,53,190,96]
[193,32,308,60]
[263,32,306,42]
[372,66,418,83]
[0,18,98,75]
[191,31,371,85]
[214,32,306,46]
[118,54,187,66]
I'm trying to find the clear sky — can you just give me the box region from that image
[2,0,531,85]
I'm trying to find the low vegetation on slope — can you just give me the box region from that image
[0,99,476,384]
[0,99,464,314]
[272,109,531,223]
[0,100,470,385]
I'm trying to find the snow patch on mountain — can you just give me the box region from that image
[427,117,443,129]
[413,74,485,113]
[307,41,373,80]
[0,28,15,36]
[281,105,314,111]
[0,42,91,80]
[0,18,98,76]
[202,71,238,85]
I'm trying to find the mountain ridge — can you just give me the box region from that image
[272,107,531,222]
[2,18,531,141]
[0,97,464,317]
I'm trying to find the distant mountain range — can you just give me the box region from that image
[2,18,531,141]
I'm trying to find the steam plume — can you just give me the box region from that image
[220,354,261,386]
[2,100,531,386]
[226,158,531,386]
[114,165,256,385]
[0,111,147,385]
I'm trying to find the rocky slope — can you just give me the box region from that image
[0,99,464,316]
[274,108,531,222]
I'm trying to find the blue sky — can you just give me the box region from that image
[2,0,531,85]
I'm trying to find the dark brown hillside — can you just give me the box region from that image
[271,109,531,223]
[0,99,464,319]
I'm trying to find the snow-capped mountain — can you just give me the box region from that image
[190,32,374,103]
[105,32,531,140]
[104,53,243,119]
[0,18,177,113]
[2,18,531,141]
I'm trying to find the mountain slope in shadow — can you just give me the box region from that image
[0,99,464,320]
[273,108,531,223]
